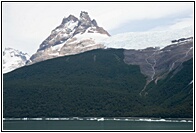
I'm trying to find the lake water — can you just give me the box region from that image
[3,117,193,131]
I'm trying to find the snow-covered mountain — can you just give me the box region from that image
[3,48,30,73]
[102,26,193,50]
[27,11,110,64]
[27,11,193,65]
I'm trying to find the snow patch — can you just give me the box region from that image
[64,20,78,31]
[189,80,193,85]
[51,43,64,51]
[70,32,109,44]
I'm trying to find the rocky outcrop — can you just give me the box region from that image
[28,11,110,64]
[124,39,193,95]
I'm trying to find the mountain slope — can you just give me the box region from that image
[3,48,30,73]
[3,48,193,118]
[124,40,193,96]
[143,59,193,118]
[4,49,146,117]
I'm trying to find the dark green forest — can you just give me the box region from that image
[3,49,193,118]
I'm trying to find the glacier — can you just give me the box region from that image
[101,26,193,50]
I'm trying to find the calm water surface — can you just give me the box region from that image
[3,120,193,130]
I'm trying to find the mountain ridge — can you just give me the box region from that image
[2,11,193,73]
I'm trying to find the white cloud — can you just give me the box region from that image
[2,2,194,55]
[169,18,193,30]
[150,17,193,31]
[97,2,193,30]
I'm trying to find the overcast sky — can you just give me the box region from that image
[2,2,194,55]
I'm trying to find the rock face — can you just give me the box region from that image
[124,38,193,96]
[28,11,110,64]
[3,48,30,73]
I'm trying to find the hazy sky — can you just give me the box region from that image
[2,2,194,55]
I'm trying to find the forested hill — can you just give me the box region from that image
[3,49,193,118]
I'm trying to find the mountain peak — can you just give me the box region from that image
[61,15,78,24]
[80,11,91,22]
[3,47,30,73]
[28,11,110,64]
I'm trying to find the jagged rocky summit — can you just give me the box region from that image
[27,11,110,64]
[3,48,30,73]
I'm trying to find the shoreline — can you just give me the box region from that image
[3,117,193,122]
